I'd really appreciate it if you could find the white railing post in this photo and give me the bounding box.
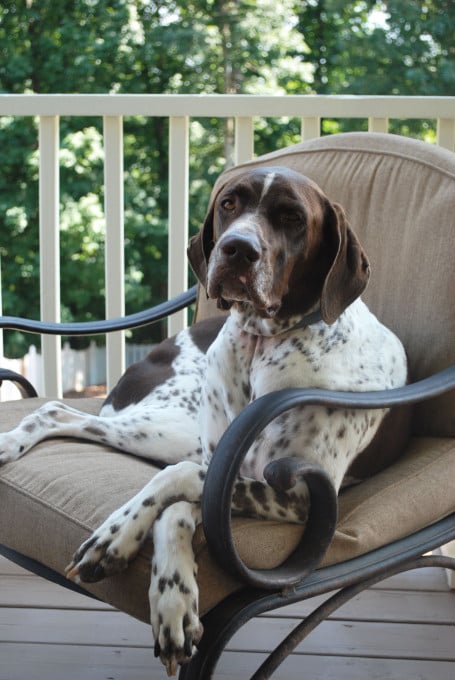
[235,117,255,164]
[368,117,389,133]
[437,118,455,151]
[103,116,125,392]
[301,117,320,140]
[0,255,3,359]
[168,116,189,337]
[0,256,3,401]
[39,115,61,397]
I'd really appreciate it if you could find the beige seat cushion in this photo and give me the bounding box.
[1,398,453,623]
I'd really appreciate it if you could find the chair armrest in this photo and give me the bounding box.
[0,287,197,399]
[0,369,38,398]
[201,363,455,590]
[0,285,197,336]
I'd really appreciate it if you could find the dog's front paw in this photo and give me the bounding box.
[65,503,150,582]
[65,535,130,583]
[65,533,131,583]
[149,563,203,676]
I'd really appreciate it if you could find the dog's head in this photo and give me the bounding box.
[188,166,370,324]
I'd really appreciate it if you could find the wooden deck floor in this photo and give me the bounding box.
[1,555,454,680]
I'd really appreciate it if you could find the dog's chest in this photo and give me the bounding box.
[199,301,407,466]
[203,316,330,422]
[202,301,404,417]
[199,315,330,465]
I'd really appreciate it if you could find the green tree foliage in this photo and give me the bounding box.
[0,0,453,354]
[296,0,454,134]
[297,0,454,95]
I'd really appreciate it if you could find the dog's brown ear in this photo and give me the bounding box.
[321,203,370,324]
[187,204,216,289]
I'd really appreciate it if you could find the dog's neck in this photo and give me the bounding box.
[231,304,323,337]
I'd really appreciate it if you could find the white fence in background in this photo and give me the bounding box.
[0,94,454,398]
[0,342,154,401]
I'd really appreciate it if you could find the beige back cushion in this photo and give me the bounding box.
[195,133,455,437]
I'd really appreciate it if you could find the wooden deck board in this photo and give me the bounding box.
[269,588,455,623]
[230,618,455,660]
[2,606,454,658]
[0,575,112,610]
[1,645,454,680]
[1,556,454,679]
[2,574,454,623]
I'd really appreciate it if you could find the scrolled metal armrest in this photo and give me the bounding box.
[0,369,38,398]
[0,288,198,398]
[201,392,339,590]
[201,363,455,590]
[0,286,198,336]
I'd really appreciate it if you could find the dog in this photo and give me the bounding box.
[0,166,408,676]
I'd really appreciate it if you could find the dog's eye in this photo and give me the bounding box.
[221,198,236,211]
[282,211,302,227]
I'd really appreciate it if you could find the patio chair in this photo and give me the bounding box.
[1,131,454,679]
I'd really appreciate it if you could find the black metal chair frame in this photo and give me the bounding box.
[1,287,454,679]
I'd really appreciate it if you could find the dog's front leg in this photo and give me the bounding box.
[150,501,203,676]
[65,461,206,582]
[0,401,100,464]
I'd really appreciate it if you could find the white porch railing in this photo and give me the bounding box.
[0,341,155,400]
[0,94,454,397]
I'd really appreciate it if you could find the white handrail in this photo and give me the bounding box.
[0,94,454,123]
[0,94,454,397]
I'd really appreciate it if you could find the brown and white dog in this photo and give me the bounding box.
[0,166,407,675]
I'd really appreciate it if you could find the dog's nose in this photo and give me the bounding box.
[220,233,261,265]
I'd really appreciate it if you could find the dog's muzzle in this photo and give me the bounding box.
[207,229,280,315]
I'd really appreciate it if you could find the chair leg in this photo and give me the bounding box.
[250,554,455,680]
[180,552,455,680]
